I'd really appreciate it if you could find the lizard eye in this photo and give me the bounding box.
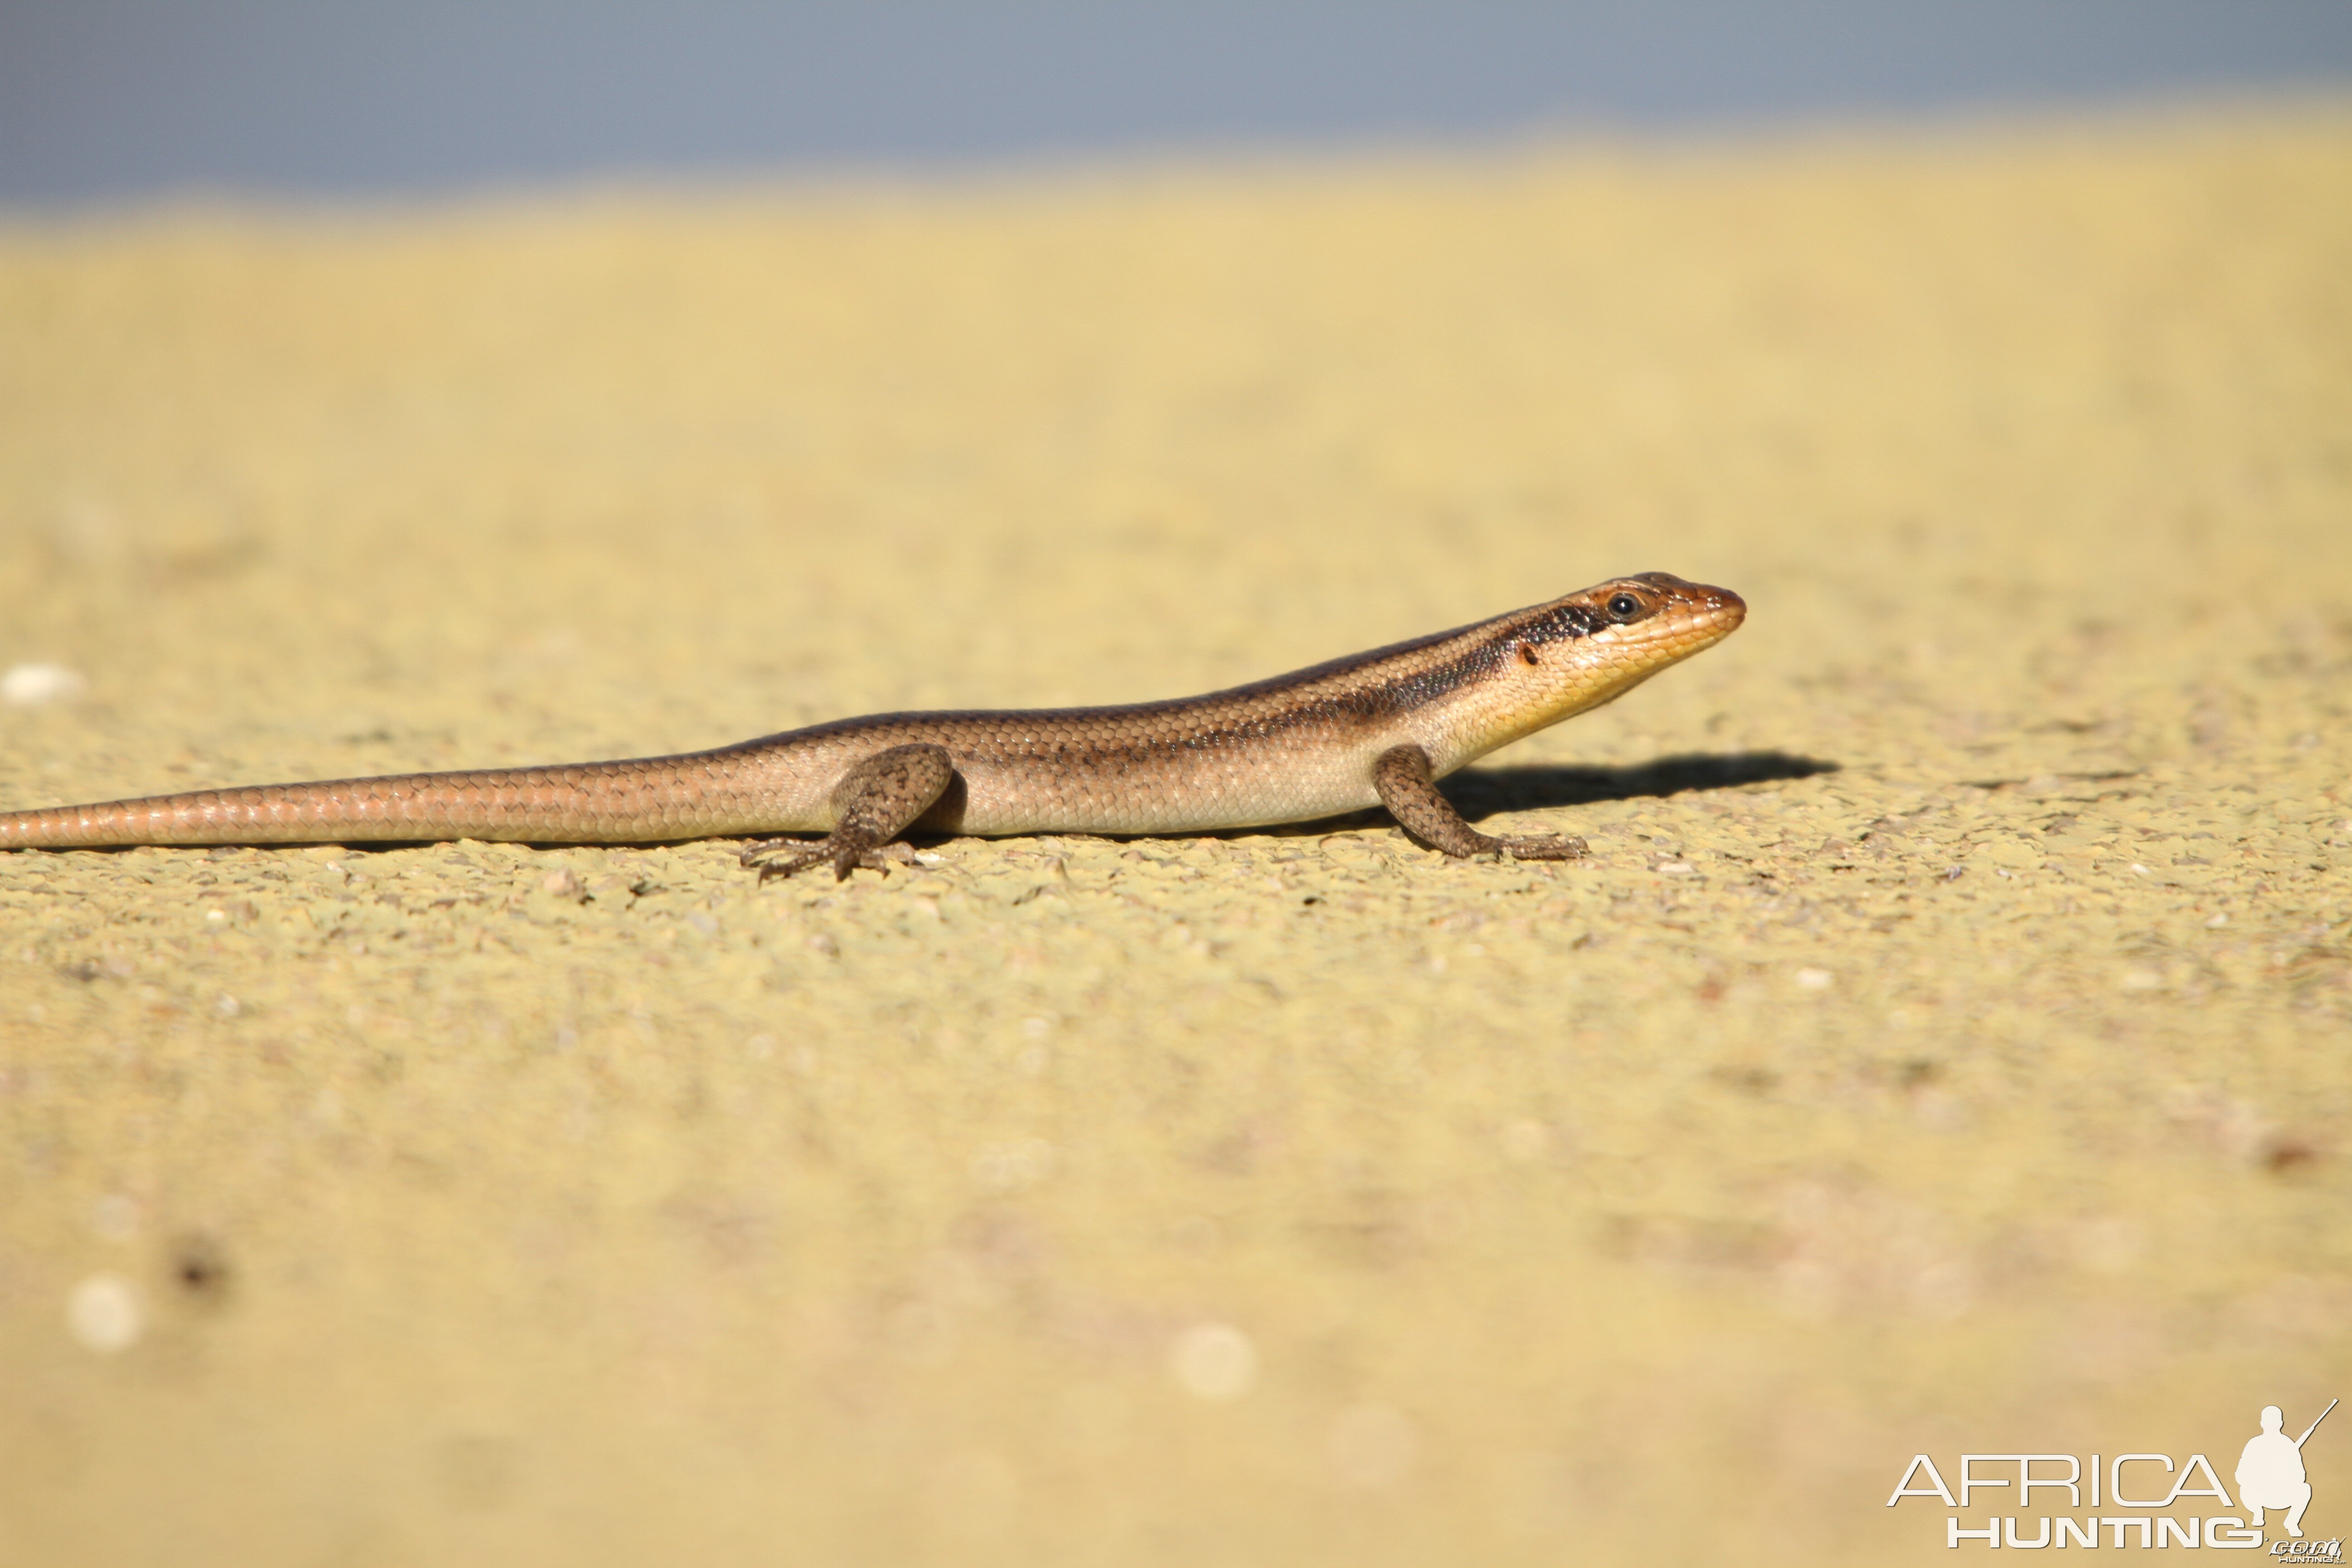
[1606,593,1643,620]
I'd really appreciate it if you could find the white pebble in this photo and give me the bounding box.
[1794,968,1834,991]
[1169,1321,1257,1401]
[2,662,87,706]
[67,1273,144,1353]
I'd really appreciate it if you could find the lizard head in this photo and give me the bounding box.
[1549,573,1745,666]
[1433,572,1747,763]
[1527,571,1745,704]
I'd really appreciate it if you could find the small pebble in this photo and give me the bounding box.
[67,1273,144,1353]
[2,662,87,706]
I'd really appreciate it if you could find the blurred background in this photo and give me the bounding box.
[5,0,2351,205]
[5,9,2350,1568]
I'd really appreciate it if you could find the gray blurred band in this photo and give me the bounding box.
[4,0,2350,205]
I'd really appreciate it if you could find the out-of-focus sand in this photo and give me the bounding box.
[2,109,2347,1566]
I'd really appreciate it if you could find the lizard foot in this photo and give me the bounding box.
[740,837,919,882]
[1494,833,1589,862]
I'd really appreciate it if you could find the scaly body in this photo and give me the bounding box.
[0,573,1744,878]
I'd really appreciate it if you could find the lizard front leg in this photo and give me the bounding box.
[1372,743,1587,862]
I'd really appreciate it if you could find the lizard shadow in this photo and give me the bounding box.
[1441,750,1841,821]
[1253,750,1840,838]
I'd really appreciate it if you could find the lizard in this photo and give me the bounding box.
[0,572,1744,880]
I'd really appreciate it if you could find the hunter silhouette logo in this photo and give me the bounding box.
[2242,1399,2335,1540]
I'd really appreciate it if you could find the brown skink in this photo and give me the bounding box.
[0,573,1744,879]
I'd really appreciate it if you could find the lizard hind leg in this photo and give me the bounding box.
[739,743,957,882]
[1372,743,1587,863]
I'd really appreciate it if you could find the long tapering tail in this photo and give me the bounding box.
[0,753,792,848]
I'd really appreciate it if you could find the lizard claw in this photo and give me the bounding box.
[829,846,905,880]
[738,836,803,868]
[1499,834,1589,862]
[740,836,828,882]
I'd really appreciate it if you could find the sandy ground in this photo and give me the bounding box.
[2,108,2347,1566]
